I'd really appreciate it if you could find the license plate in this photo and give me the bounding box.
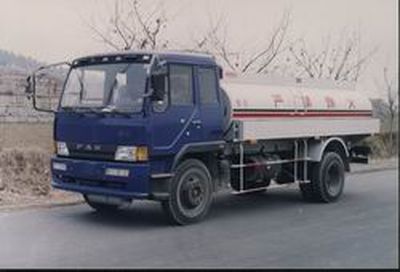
[87,195,126,206]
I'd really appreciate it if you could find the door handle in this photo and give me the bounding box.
[191,120,202,125]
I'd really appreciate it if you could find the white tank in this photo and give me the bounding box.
[221,75,372,119]
[220,75,379,140]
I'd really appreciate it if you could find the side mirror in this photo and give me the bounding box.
[150,73,166,101]
[145,55,167,101]
[25,75,33,100]
[26,62,71,113]
[218,66,224,79]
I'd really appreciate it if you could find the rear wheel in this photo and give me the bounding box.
[83,194,123,213]
[161,159,213,225]
[300,152,345,203]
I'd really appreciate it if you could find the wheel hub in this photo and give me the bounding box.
[326,162,342,196]
[181,177,205,208]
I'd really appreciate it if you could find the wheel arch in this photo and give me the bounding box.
[171,141,226,191]
[308,137,350,172]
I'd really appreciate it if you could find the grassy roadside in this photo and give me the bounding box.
[0,122,81,207]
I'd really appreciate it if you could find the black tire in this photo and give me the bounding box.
[300,152,345,203]
[83,194,122,213]
[161,159,213,225]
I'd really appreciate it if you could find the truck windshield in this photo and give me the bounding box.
[60,62,148,113]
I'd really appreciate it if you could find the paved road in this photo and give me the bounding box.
[0,169,398,268]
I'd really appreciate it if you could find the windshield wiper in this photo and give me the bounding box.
[82,107,101,114]
[101,106,131,117]
[62,106,100,115]
[62,105,130,117]
[110,110,131,117]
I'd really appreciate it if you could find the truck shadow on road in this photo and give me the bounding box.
[74,201,171,228]
[70,187,348,228]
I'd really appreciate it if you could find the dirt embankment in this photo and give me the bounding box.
[0,148,50,203]
[0,123,80,206]
[0,122,53,151]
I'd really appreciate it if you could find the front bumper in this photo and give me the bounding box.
[51,156,150,199]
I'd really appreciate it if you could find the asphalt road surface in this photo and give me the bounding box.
[0,169,398,268]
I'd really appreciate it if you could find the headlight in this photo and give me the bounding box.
[56,142,69,156]
[115,146,136,161]
[115,146,148,162]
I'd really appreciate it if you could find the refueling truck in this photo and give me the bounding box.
[25,50,380,225]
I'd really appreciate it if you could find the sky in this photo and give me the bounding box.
[0,0,398,99]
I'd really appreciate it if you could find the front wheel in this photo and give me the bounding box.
[161,159,213,225]
[300,152,345,203]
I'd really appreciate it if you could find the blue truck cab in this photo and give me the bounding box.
[28,51,229,224]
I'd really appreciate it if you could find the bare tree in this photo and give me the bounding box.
[85,0,168,51]
[192,11,292,75]
[382,67,398,155]
[288,30,377,82]
[85,3,377,86]
[371,66,399,157]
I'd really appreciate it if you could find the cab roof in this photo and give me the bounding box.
[73,50,217,66]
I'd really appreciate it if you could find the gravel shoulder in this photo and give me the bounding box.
[350,157,398,174]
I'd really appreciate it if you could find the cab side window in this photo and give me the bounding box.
[198,67,218,104]
[152,74,169,113]
[170,65,193,105]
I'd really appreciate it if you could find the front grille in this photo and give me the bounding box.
[68,150,114,160]
[67,143,116,161]
[63,176,126,190]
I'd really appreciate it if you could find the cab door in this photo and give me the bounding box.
[195,66,224,141]
[150,64,202,155]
